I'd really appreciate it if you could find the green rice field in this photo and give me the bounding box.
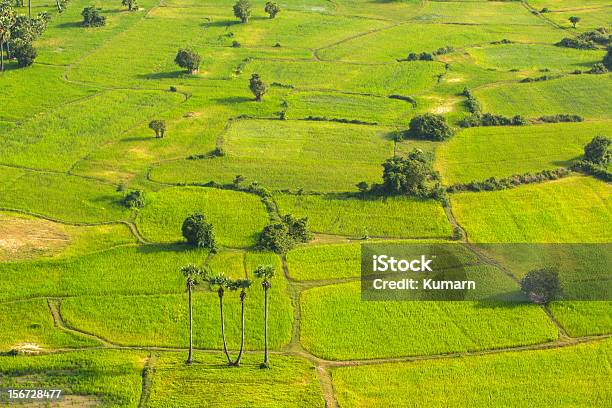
[1,0,610,406]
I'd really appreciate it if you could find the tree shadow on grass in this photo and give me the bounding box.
[136,243,204,255]
[213,96,253,104]
[56,21,83,28]
[552,155,581,167]
[136,71,186,80]
[204,20,240,28]
[121,136,153,142]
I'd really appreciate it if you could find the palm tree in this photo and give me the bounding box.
[207,273,233,366]
[229,278,251,366]
[254,264,274,368]
[181,264,203,365]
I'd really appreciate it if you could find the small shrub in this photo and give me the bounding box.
[13,42,36,67]
[555,37,596,50]
[588,63,607,74]
[82,6,106,27]
[122,190,145,209]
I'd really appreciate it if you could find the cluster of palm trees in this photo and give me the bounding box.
[180,263,275,368]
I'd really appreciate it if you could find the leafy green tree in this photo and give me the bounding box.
[584,135,611,166]
[233,0,252,23]
[148,119,166,138]
[229,279,252,366]
[407,113,454,141]
[181,264,204,364]
[81,6,106,27]
[257,222,293,253]
[281,214,312,243]
[0,1,16,71]
[568,16,580,28]
[382,148,439,197]
[121,0,137,11]
[568,16,582,28]
[206,273,233,365]
[122,190,145,209]
[520,267,562,304]
[13,41,35,67]
[257,214,312,253]
[182,213,218,252]
[264,1,280,18]
[249,73,267,101]
[254,265,275,368]
[175,47,201,74]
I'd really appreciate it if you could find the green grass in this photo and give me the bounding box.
[0,65,97,122]
[0,350,146,407]
[0,90,183,172]
[244,59,445,95]
[284,91,419,125]
[0,172,130,223]
[60,251,293,349]
[136,186,269,248]
[300,280,558,360]
[549,302,612,337]
[476,74,612,119]
[543,8,612,31]
[275,194,452,238]
[0,245,209,302]
[147,353,324,407]
[35,0,159,65]
[452,177,612,243]
[70,83,286,184]
[286,243,361,280]
[0,299,98,352]
[414,1,547,25]
[469,44,605,72]
[151,119,396,192]
[436,122,611,184]
[333,338,612,408]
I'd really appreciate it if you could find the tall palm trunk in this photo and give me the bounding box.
[186,282,193,364]
[262,281,270,367]
[28,0,31,18]
[218,287,233,365]
[233,290,246,366]
[0,37,4,72]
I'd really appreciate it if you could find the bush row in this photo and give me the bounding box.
[458,113,528,128]
[538,114,583,123]
[303,116,377,125]
[447,168,572,193]
[571,160,612,182]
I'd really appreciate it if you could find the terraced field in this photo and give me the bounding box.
[1,0,610,406]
